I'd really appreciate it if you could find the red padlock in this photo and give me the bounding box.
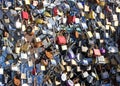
[53,7,58,16]
[22,11,29,20]
[106,5,112,13]
[32,67,36,75]
[67,15,76,24]
[57,36,67,45]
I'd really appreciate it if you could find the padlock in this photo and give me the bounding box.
[22,83,29,86]
[50,59,57,65]
[66,79,74,86]
[95,32,100,39]
[101,69,109,79]
[28,76,32,84]
[82,71,89,78]
[37,2,44,9]
[106,5,112,13]
[34,41,43,48]
[99,0,105,7]
[61,73,67,81]
[28,60,33,67]
[44,11,51,17]
[4,17,10,23]
[87,48,93,57]
[24,0,30,5]
[26,26,34,36]
[82,59,88,66]
[100,12,105,19]
[32,67,36,75]
[71,59,77,66]
[22,11,29,20]
[61,17,67,24]
[87,75,94,83]
[67,15,76,24]
[57,35,67,45]
[75,83,80,86]
[59,63,65,71]
[41,59,48,66]
[89,10,96,19]
[15,46,20,54]
[6,54,14,60]
[0,68,3,74]
[67,49,75,59]
[111,14,118,21]
[87,31,93,38]
[66,65,71,72]
[35,19,44,24]
[81,46,88,53]
[13,76,21,86]
[77,2,83,9]
[84,5,89,12]
[45,50,53,59]
[41,65,46,71]
[15,20,22,29]
[53,7,59,16]
[32,0,38,7]
[77,66,81,72]
[100,47,106,54]
[81,23,88,30]
[74,30,79,38]
[55,77,61,85]
[96,0,100,4]
[116,7,120,13]
[93,49,101,56]
[3,31,9,37]
[20,53,27,59]
[96,56,105,64]
[21,43,29,52]
[21,73,26,79]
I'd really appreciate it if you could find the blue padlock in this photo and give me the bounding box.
[67,49,75,59]
[30,4,36,10]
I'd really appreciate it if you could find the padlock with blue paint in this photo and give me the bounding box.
[67,48,75,59]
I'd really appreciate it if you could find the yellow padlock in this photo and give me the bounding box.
[89,10,95,19]
[99,1,105,7]
[35,19,44,24]
[44,12,51,17]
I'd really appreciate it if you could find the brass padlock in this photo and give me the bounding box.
[3,31,9,37]
[34,41,43,48]
[41,59,48,66]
